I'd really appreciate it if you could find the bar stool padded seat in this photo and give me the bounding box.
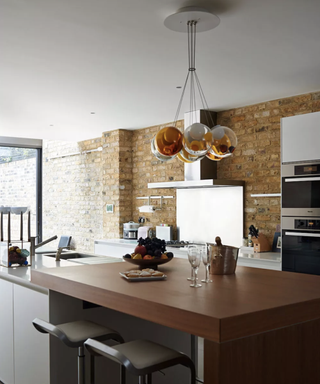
[85,338,196,382]
[33,318,122,348]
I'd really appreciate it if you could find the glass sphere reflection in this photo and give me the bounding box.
[151,136,177,162]
[209,125,237,158]
[183,123,212,156]
[178,147,202,163]
[206,151,222,162]
[154,126,183,157]
[177,152,193,163]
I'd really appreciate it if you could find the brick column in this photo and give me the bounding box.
[101,129,133,238]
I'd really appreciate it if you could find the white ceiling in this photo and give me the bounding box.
[1,0,320,141]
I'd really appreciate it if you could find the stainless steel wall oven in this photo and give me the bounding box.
[282,162,320,217]
[282,217,320,275]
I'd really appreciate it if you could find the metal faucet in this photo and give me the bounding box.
[30,235,58,256]
[55,247,64,262]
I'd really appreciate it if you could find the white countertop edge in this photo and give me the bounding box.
[0,255,82,291]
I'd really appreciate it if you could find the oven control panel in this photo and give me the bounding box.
[295,219,320,230]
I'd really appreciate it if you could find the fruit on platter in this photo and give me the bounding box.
[134,245,147,257]
[123,237,174,260]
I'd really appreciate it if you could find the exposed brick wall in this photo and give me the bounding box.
[101,129,133,239]
[42,139,103,251]
[217,91,320,244]
[41,90,320,251]
[132,121,184,239]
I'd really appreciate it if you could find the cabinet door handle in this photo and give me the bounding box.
[284,177,320,182]
[284,232,320,238]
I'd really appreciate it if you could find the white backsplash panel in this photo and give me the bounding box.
[177,187,243,247]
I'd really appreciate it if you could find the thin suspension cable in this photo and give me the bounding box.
[173,18,215,127]
[173,71,190,125]
[194,72,215,128]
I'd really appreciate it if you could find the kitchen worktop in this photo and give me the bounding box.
[31,258,320,342]
[0,254,121,288]
[31,257,320,384]
[0,255,78,289]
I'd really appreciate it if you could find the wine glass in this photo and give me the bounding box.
[188,247,202,288]
[201,245,213,283]
[187,244,197,281]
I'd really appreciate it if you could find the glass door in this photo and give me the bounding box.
[0,142,42,242]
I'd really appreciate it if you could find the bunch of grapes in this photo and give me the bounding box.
[137,237,166,257]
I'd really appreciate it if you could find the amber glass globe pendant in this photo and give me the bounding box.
[151,7,237,163]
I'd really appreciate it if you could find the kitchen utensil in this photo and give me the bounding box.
[122,256,173,270]
[188,246,202,288]
[249,225,259,238]
[123,221,140,240]
[207,236,239,275]
[10,207,29,215]
[0,206,11,214]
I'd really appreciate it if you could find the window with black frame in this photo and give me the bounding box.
[0,140,42,243]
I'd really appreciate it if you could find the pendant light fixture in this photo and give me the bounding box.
[151,6,237,163]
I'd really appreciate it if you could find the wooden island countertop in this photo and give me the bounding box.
[31,258,320,384]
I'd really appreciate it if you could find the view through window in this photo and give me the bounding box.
[0,146,41,242]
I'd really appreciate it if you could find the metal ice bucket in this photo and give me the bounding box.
[207,237,239,275]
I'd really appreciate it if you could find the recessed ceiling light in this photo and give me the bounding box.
[49,125,54,127]
[176,86,182,89]
[90,112,95,114]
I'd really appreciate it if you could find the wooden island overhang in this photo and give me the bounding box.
[31,259,320,342]
[31,258,320,384]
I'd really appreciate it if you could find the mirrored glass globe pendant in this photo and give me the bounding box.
[151,7,237,163]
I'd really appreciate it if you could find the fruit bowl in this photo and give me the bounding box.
[122,256,173,270]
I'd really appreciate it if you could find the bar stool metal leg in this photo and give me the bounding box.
[146,373,152,384]
[120,365,126,384]
[189,363,196,384]
[78,346,85,384]
[90,354,95,384]
[138,375,146,384]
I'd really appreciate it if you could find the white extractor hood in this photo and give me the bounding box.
[148,110,244,189]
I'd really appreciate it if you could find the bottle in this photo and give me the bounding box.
[148,228,154,239]
[248,234,253,247]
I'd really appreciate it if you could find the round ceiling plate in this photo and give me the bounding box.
[164,6,220,33]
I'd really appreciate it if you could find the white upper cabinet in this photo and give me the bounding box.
[281,111,320,163]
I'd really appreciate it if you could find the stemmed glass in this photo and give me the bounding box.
[201,244,213,283]
[187,244,197,281]
[188,247,202,288]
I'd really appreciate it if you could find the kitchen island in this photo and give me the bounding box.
[31,258,320,384]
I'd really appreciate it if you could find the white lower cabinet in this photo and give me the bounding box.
[13,285,49,384]
[0,279,49,384]
[0,279,14,384]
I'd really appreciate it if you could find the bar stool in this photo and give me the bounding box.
[32,318,124,384]
[85,338,196,384]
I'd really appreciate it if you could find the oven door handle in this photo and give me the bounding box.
[284,177,320,182]
[284,232,320,238]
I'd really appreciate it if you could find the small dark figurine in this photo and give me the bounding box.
[8,246,29,266]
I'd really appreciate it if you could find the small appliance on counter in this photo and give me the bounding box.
[156,225,172,242]
[123,221,139,240]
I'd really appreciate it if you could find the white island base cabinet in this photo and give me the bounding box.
[14,285,49,384]
[0,279,14,384]
[0,279,49,384]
